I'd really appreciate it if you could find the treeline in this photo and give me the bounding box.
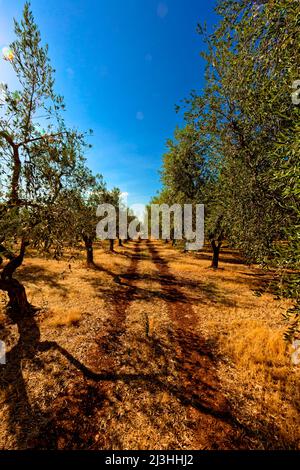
[152,0,300,339]
[0,3,133,316]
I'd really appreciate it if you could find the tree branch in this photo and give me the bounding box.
[18,131,67,147]
[1,239,29,281]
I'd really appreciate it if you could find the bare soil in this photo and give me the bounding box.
[0,240,299,450]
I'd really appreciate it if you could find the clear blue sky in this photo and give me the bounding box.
[0,0,218,207]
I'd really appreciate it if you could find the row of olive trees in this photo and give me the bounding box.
[0,3,129,317]
[49,180,134,266]
[153,0,299,338]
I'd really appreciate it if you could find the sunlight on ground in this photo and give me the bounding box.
[0,240,299,450]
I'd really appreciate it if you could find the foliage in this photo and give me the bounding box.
[0,2,93,311]
[155,0,300,338]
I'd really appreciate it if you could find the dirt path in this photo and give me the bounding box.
[28,240,252,449]
[1,238,297,449]
[89,241,142,372]
[33,241,149,448]
[145,240,247,449]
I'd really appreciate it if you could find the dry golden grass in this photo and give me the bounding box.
[0,240,299,449]
[159,242,300,448]
[223,320,287,367]
[214,320,299,445]
[45,307,82,327]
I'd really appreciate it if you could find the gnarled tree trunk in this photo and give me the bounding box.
[109,239,114,252]
[0,239,31,318]
[0,279,29,317]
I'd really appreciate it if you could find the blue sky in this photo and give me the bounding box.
[0,0,218,207]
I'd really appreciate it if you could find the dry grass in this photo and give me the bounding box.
[160,242,300,449]
[45,307,82,327]
[214,320,300,448]
[0,240,299,449]
[223,320,288,367]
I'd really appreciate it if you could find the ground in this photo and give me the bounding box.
[0,239,299,450]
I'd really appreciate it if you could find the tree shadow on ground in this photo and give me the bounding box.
[84,261,120,283]
[0,241,296,450]
[16,265,69,295]
[82,261,237,308]
[0,310,215,448]
[0,305,296,450]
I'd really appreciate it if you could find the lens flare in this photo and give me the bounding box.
[2,47,14,61]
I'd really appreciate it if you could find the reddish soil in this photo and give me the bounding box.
[22,240,252,449]
[146,240,247,449]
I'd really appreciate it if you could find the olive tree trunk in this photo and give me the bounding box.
[211,239,222,269]
[83,235,94,266]
[0,239,31,318]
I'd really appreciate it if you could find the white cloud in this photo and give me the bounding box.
[136,111,144,121]
[157,3,168,19]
